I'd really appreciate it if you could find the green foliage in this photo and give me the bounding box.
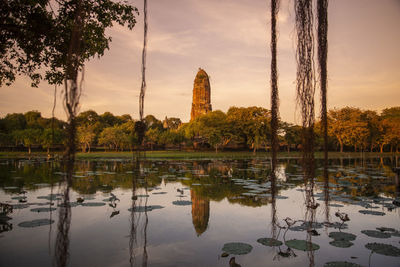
[1,0,138,86]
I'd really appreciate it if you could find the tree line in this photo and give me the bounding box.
[0,106,399,154]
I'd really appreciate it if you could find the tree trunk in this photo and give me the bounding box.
[28,146,31,155]
[340,141,343,153]
[380,144,384,153]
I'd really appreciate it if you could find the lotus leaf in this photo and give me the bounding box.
[172,200,192,206]
[80,202,106,207]
[221,242,253,255]
[152,192,167,194]
[329,232,356,241]
[376,227,395,232]
[18,219,54,228]
[285,239,320,251]
[257,238,282,247]
[128,205,164,212]
[361,230,391,239]
[30,207,56,212]
[12,204,29,209]
[324,261,364,267]
[329,240,354,248]
[365,242,400,257]
[358,210,385,216]
[11,196,27,200]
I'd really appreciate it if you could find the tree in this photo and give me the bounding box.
[77,125,96,152]
[1,0,139,86]
[21,128,42,154]
[162,117,182,130]
[98,125,129,151]
[282,123,302,152]
[227,107,271,153]
[41,128,65,155]
[144,115,163,130]
[328,107,368,152]
[145,128,162,150]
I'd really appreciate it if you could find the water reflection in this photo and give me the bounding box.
[0,157,399,266]
[191,189,210,236]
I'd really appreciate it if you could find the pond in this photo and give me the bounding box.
[0,156,399,266]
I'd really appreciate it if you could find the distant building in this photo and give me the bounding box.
[190,68,212,121]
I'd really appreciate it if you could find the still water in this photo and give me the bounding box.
[0,157,399,267]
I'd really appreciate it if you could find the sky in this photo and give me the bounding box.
[1,0,400,124]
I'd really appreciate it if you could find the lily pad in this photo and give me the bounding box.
[18,219,54,228]
[152,192,167,195]
[80,202,106,207]
[358,210,385,216]
[257,238,282,247]
[329,204,344,207]
[11,196,27,200]
[329,232,356,241]
[376,227,396,232]
[221,242,253,255]
[12,204,29,209]
[128,205,164,212]
[365,242,400,257]
[37,195,61,201]
[285,239,320,251]
[324,261,364,267]
[30,207,56,212]
[361,230,391,239]
[172,200,192,206]
[329,240,354,248]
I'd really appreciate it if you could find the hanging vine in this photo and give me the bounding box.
[270,0,280,238]
[294,0,316,180]
[317,0,330,221]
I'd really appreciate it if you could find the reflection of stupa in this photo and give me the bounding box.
[191,189,210,236]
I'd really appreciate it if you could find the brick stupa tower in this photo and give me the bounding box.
[190,68,212,121]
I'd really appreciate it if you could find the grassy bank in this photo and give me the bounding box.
[0,150,398,160]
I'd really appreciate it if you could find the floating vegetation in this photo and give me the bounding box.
[257,238,282,247]
[18,219,54,228]
[376,227,395,232]
[30,207,56,212]
[80,202,106,207]
[285,239,320,251]
[128,205,164,212]
[324,261,364,267]
[358,210,385,216]
[12,204,29,209]
[328,232,356,241]
[361,230,391,239]
[58,202,79,208]
[365,243,400,257]
[172,200,192,206]
[11,196,27,200]
[329,240,354,248]
[152,192,167,194]
[221,242,253,255]
[135,195,149,198]
[328,203,344,207]
[37,195,61,201]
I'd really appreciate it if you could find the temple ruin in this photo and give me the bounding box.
[190,68,212,121]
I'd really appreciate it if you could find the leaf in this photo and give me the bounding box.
[328,232,356,241]
[18,219,54,228]
[329,240,354,248]
[172,200,192,206]
[30,207,56,212]
[361,230,391,239]
[365,243,400,257]
[358,210,385,216]
[257,238,282,247]
[221,242,253,255]
[285,239,320,251]
[324,261,364,267]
